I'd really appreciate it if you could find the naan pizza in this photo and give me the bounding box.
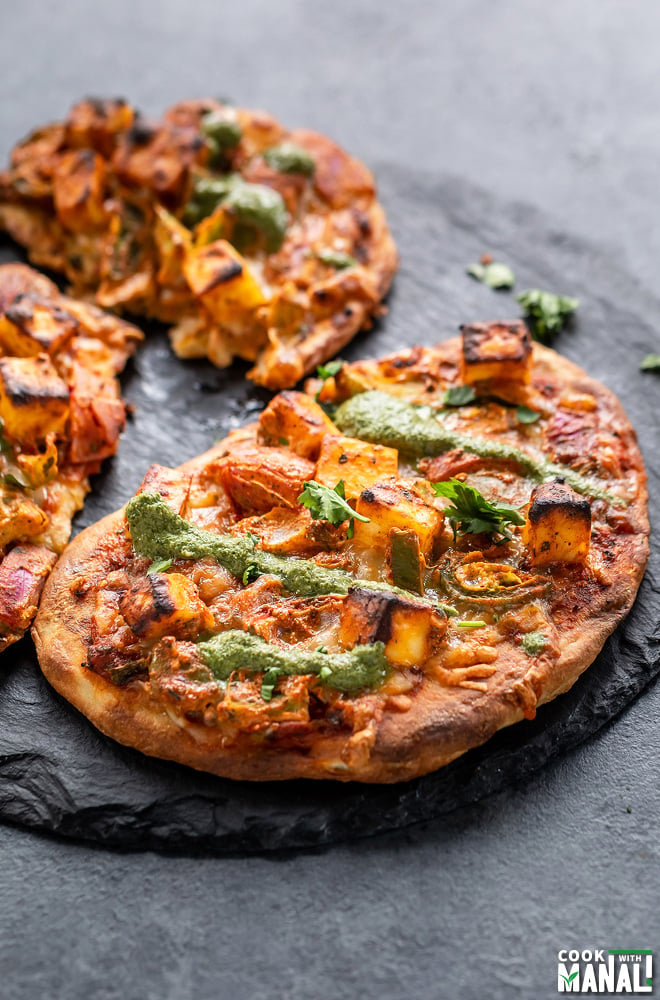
[32,323,648,781]
[0,97,397,389]
[0,263,141,651]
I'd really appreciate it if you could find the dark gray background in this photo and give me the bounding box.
[1,1,659,997]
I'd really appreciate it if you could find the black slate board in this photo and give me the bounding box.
[0,167,658,854]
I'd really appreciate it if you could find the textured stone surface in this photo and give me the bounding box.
[1,0,660,997]
[1,168,659,855]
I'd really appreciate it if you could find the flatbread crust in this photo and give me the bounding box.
[33,340,649,782]
[0,97,397,389]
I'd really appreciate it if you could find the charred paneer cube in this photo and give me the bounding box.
[460,320,532,385]
[67,362,126,464]
[523,478,591,565]
[65,97,134,158]
[0,295,78,357]
[340,588,447,667]
[53,149,107,232]
[119,572,214,641]
[0,354,69,444]
[258,390,337,460]
[315,435,399,500]
[112,120,204,200]
[353,483,444,558]
[183,239,266,333]
[153,205,192,287]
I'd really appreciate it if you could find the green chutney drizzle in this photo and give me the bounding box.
[125,493,454,613]
[263,142,315,176]
[334,390,625,506]
[521,631,547,656]
[197,630,388,692]
[184,175,288,251]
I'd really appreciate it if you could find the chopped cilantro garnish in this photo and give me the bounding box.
[431,478,526,542]
[467,260,515,289]
[298,479,370,539]
[516,289,579,341]
[260,667,283,701]
[317,359,344,381]
[640,354,660,372]
[147,557,172,575]
[443,385,476,407]
[515,404,541,424]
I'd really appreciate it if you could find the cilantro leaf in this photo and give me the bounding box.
[641,353,660,372]
[260,667,282,701]
[316,359,343,380]
[515,404,541,424]
[467,261,515,289]
[443,385,476,407]
[516,289,579,341]
[298,479,370,538]
[147,557,172,575]
[431,478,526,542]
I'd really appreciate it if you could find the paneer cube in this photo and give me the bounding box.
[67,362,126,463]
[258,390,338,460]
[340,588,447,667]
[53,149,107,232]
[0,295,78,357]
[460,320,532,385]
[65,97,134,157]
[352,483,444,558]
[232,507,334,554]
[113,123,203,199]
[0,495,49,549]
[315,435,399,500]
[119,572,214,641]
[523,478,591,565]
[183,239,266,332]
[153,205,192,287]
[220,445,314,515]
[0,355,69,445]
